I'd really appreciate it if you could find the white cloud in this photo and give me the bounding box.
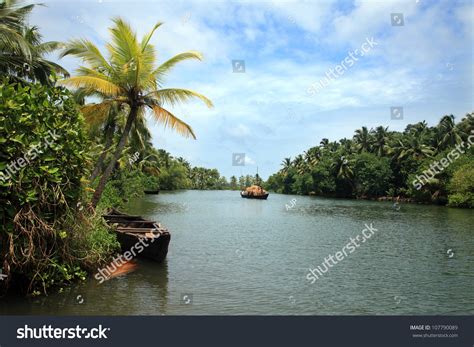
[30,0,473,179]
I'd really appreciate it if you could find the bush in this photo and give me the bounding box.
[96,169,147,210]
[353,153,393,197]
[0,79,118,295]
[447,163,474,208]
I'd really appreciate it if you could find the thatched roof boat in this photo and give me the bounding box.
[103,209,170,262]
[241,185,269,200]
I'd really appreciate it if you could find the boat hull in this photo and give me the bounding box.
[115,231,170,263]
[240,192,269,200]
[103,209,170,262]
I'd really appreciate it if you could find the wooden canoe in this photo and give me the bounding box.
[103,209,170,262]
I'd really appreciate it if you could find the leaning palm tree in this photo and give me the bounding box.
[60,18,213,207]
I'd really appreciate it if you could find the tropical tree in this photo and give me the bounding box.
[332,155,353,180]
[320,138,329,149]
[280,157,292,175]
[304,148,320,167]
[0,0,33,65]
[353,126,372,153]
[60,18,213,207]
[0,1,68,84]
[436,115,463,150]
[372,126,389,157]
[292,154,305,175]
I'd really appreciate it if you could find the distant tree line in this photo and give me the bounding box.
[265,114,474,208]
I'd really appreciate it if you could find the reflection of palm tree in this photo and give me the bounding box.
[60,18,213,207]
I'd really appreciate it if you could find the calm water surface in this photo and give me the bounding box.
[2,190,473,315]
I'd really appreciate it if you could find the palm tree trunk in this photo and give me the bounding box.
[89,122,115,182]
[91,106,138,208]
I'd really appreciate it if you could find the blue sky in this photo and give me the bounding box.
[31,0,473,179]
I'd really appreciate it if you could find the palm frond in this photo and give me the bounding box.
[141,21,163,52]
[149,104,196,139]
[148,88,213,108]
[153,51,203,81]
[59,75,123,96]
[80,102,113,126]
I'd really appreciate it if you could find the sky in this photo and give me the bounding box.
[30,0,473,179]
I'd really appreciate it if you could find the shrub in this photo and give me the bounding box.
[447,163,474,208]
[0,79,118,295]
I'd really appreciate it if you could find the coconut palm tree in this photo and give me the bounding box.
[372,126,389,157]
[0,0,33,64]
[280,157,292,175]
[457,113,474,140]
[332,155,353,180]
[353,126,372,153]
[436,115,463,150]
[304,148,320,167]
[320,138,329,149]
[60,18,213,207]
[0,1,68,84]
[292,154,305,175]
[390,136,434,161]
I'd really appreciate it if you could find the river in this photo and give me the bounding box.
[1,190,473,315]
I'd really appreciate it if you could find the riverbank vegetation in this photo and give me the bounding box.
[0,0,215,295]
[266,115,473,207]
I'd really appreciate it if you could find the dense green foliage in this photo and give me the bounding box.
[266,115,474,207]
[0,79,119,295]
